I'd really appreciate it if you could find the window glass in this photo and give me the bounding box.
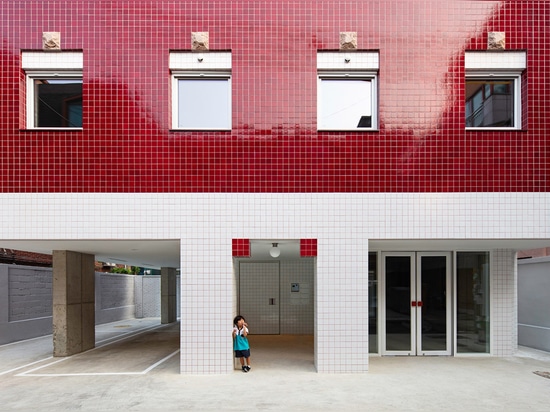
[465,79,515,128]
[319,78,373,130]
[368,252,378,353]
[33,78,82,128]
[457,252,490,353]
[176,78,231,130]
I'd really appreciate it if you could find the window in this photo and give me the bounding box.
[465,51,526,130]
[368,252,378,353]
[465,75,519,128]
[456,252,490,353]
[170,52,232,130]
[22,52,83,129]
[28,76,82,128]
[317,51,379,131]
[174,76,231,129]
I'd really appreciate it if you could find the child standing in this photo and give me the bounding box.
[232,315,251,373]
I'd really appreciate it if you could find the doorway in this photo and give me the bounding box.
[239,261,280,334]
[381,252,451,356]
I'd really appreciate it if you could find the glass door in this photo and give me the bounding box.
[416,252,451,355]
[381,252,451,356]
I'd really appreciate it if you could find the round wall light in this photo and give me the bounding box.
[269,243,281,258]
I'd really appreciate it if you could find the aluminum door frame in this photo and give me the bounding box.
[381,252,452,356]
[416,252,452,356]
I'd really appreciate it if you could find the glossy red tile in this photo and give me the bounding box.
[0,1,548,193]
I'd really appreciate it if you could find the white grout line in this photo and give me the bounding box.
[95,323,167,346]
[19,372,145,377]
[15,324,179,377]
[142,349,180,373]
[0,356,54,376]
[518,323,550,331]
[0,323,163,376]
[16,357,70,376]
[0,334,53,348]
[19,350,181,377]
[0,320,160,349]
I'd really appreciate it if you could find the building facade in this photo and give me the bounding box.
[1,0,549,373]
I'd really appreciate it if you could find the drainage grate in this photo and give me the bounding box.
[533,371,550,379]
[113,325,131,328]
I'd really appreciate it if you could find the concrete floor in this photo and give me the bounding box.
[1,318,550,411]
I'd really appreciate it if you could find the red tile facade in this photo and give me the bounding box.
[0,1,548,193]
[232,239,250,257]
[300,239,318,257]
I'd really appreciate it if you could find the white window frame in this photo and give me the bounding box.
[169,52,232,131]
[465,71,522,130]
[25,71,83,130]
[317,73,378,131]
[170,72,232,130]
[22,52,83,130]
[465,51,526,131]
[317,51,379,131]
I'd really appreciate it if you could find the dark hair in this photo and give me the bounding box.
[233,315,246,326]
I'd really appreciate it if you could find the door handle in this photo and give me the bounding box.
[269,298,276,305]
[411,301,423,307]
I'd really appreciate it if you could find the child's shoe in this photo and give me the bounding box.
[242,366,249,373]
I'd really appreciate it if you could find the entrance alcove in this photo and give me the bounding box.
[233,239,315,371]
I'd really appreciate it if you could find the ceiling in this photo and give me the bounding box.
[369,239,550,251]
[250,239,301,260]
[0,238,548,270]
[0,239,180,269]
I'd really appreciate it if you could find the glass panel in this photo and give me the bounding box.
[178,79,231,129]
[368,252,377,353]
[67,101,83,127]
[420,256,447,351]
[385,256,411,351]
[457,252,490,353]
[319,79,372,129]
[35,79,82,127]
[465,79,514,127]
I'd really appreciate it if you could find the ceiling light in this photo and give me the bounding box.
[269,243,281,258]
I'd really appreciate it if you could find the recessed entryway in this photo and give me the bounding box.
[234,239,315,370]
[381,252,452,356]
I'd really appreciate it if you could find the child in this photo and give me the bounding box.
[232,315,251,372]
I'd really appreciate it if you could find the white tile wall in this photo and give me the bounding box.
[169,51,232,70]
[0,192,548,373]
[317,51,379,70]
[465,51,526,70]
[491,249,518,356]
[21,51,83,69]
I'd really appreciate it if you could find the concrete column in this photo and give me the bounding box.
[52,250,95,356]
[161,267,177,324]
